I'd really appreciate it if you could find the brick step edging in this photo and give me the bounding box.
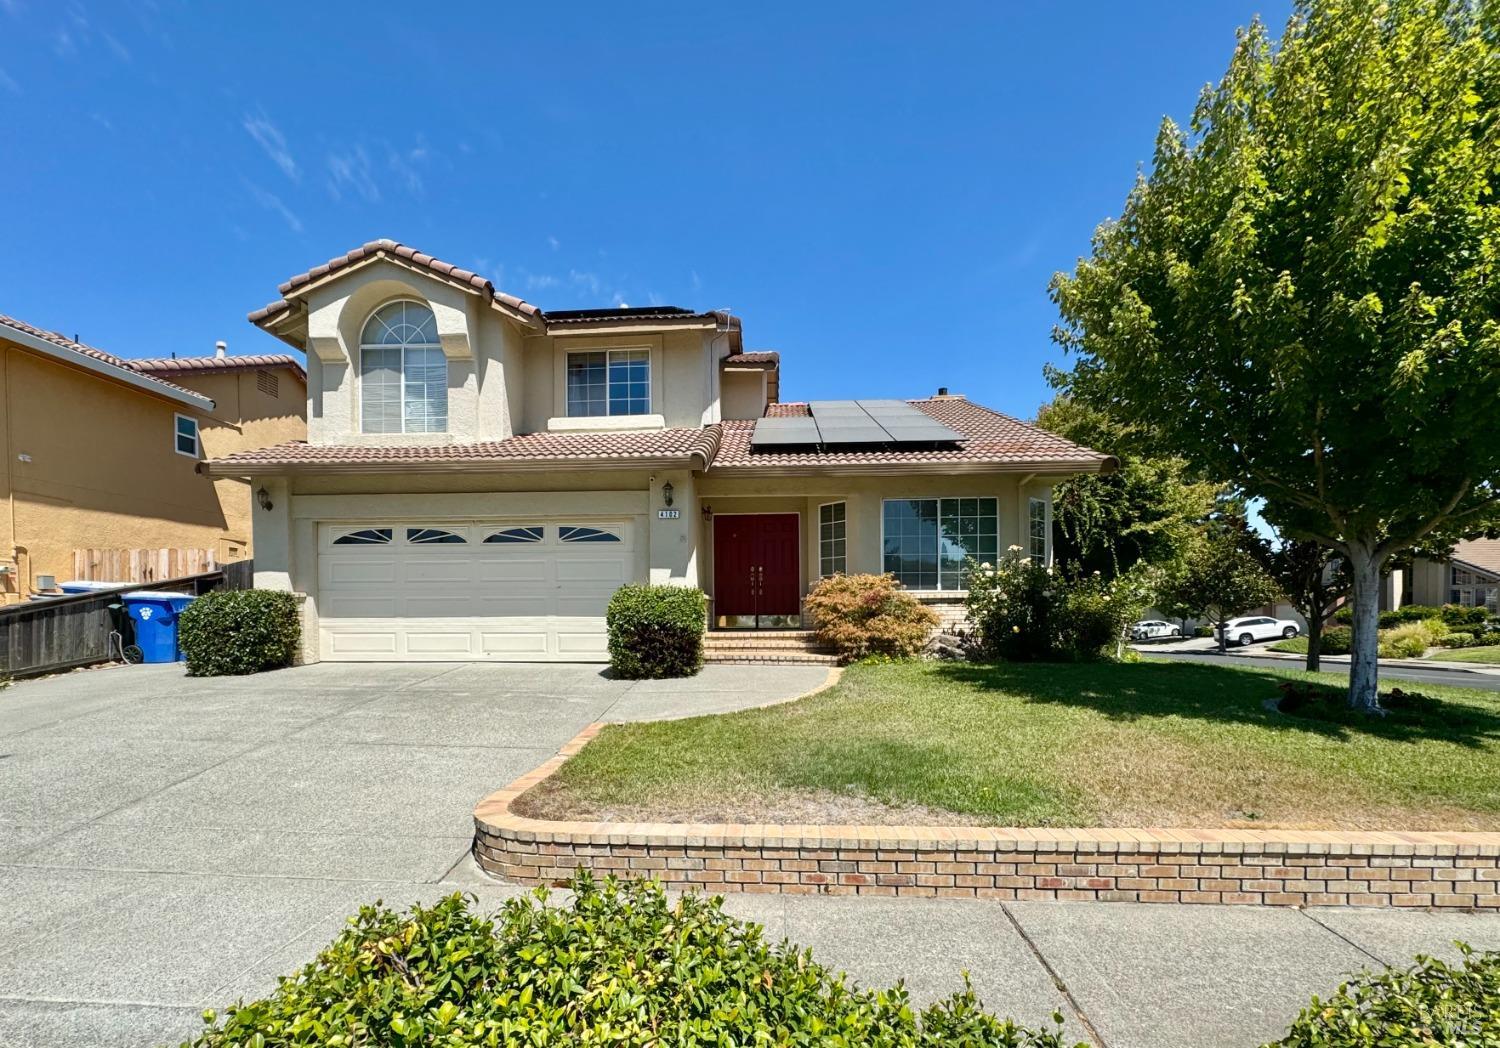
[473,729,1500,910]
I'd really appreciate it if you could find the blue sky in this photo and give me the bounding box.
[0,1,1292,419]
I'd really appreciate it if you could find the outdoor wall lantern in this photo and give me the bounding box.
[662,481,674,508]
[256,486,274,511]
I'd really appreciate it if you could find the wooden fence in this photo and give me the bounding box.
[0,561,255,678]
[72,548,223,583]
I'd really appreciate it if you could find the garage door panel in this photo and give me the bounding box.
[404,631,478,656]
[318,519,634,663]
[479,631,551,656]
[324,559,399,585]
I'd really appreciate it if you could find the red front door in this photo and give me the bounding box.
[713,513,801,621]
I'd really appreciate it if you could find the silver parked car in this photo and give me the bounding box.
[1214,615,1300,647]
[1130,619,1182,641]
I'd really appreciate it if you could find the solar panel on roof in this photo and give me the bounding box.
[750,416,821,448]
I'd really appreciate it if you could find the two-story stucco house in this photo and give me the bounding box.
[205,240,1111,663]
[0,313,306,602]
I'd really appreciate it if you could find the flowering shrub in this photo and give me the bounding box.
[965,549,1151,662]
[804,573,938,662]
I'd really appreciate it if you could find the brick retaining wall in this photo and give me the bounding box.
[473,724,1500,909]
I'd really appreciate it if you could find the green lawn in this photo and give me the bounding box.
[1428,644,1500,665]
[1269,636,1307,654]
[517,659,1500,831]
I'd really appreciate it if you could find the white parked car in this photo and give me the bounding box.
[1214,615,1300,646]
[1130,619,1182,641]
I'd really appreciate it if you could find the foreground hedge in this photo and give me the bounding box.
[1265,944,1499,1047]
[188,875,1083,1048]
[606,584,705,679]
[179,589,300,676]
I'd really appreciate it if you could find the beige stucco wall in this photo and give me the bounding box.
[720,369,767,420]
[300,260,725,447]
[0,341,305,600]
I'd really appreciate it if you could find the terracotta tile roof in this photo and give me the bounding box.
[713,397,1110,471]
[204,427,721,474]
[0,312,207,402]
[129,354,307,382]
[766,401,810,417]
[1454,537,1500,575]
[248,239,542,325]
[723,351,780,368]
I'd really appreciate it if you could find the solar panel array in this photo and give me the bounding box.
[750,400,963,451]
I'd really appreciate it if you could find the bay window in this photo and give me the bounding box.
[881,497,998,590]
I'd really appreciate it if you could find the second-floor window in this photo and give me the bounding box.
[360,300,447,433]
[566,349,650,417]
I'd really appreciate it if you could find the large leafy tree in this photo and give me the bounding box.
[1037,397,1223,580]
[1051,0,1500,709]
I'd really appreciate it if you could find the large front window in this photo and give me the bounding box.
[360,301,447,433]
[566,349,650,417]
[882,497,998,590]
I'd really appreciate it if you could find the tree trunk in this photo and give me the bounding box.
[1305,622,1322,674]
[1216,615,1227,653]
[1347,544,1384,712]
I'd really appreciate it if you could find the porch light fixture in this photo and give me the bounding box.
[661,481,674,508]
[256,486,273,511]
[701,503,713,521]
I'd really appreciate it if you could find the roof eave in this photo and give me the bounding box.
[199,452,709,479]
[2,324,215,411]
[707,456,1114,478]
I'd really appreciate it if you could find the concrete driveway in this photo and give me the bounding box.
[2,661,1498,1048]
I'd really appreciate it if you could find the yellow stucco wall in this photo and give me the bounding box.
[0,340,305,600]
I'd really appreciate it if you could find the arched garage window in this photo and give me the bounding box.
[360,301,447,433]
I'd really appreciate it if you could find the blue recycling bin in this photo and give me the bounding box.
[121,591,196,663]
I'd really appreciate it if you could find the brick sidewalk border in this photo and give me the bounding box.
[473,723,1500,909]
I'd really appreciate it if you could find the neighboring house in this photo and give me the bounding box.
[1385,538,1500,614]
[204,239,1110,663]
[0,314,306,601]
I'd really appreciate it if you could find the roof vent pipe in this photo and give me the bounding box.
[214,340,228,359]
[937,386,949,396]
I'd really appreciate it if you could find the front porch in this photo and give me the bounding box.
[694,472,1052,633]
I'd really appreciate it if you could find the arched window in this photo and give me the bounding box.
[360,301,447,433]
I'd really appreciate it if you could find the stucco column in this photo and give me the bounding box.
[647,470,699,587]
[251,476,293,592]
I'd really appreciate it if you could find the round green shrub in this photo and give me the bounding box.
[805,573,938,662]
[1441,632,1476,649]
[606,584,705,679]
[1317,626,1353,655]
[1265,944,1498,1047]
[189,876,1082,1048]
[178,589,300,677]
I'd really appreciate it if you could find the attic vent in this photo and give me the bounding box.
[256,369,279,398]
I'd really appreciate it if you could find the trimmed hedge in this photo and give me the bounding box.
[805,573,938,662]
[1334,603,1492,630]
[178,589,300,677]
[189,876,1082,1048]
[1317,625,1353,655]
[1265,944,1498,1047]
[606,584,705,679]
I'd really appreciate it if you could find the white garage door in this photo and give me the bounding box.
[317,520,635,662]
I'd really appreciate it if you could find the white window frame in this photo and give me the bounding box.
[879,496,999,592]
[564,348,651,418]
[818,501,847,578]
[1028,497,1050,565]
[173,413,200,458]
[358,299,448,434]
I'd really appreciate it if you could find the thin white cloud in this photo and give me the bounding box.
[524,272,561,291]
[243,109,299,182]
[568,269,603,296]
[547,235,560,251]
[102,31,130,62]
[326,145,379,203]
[387,144,424,197]
[613,295,630,307]
[690,269,702,291]
[0,65,18,94]
[243,179,303,234]
[0,0,23,17]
